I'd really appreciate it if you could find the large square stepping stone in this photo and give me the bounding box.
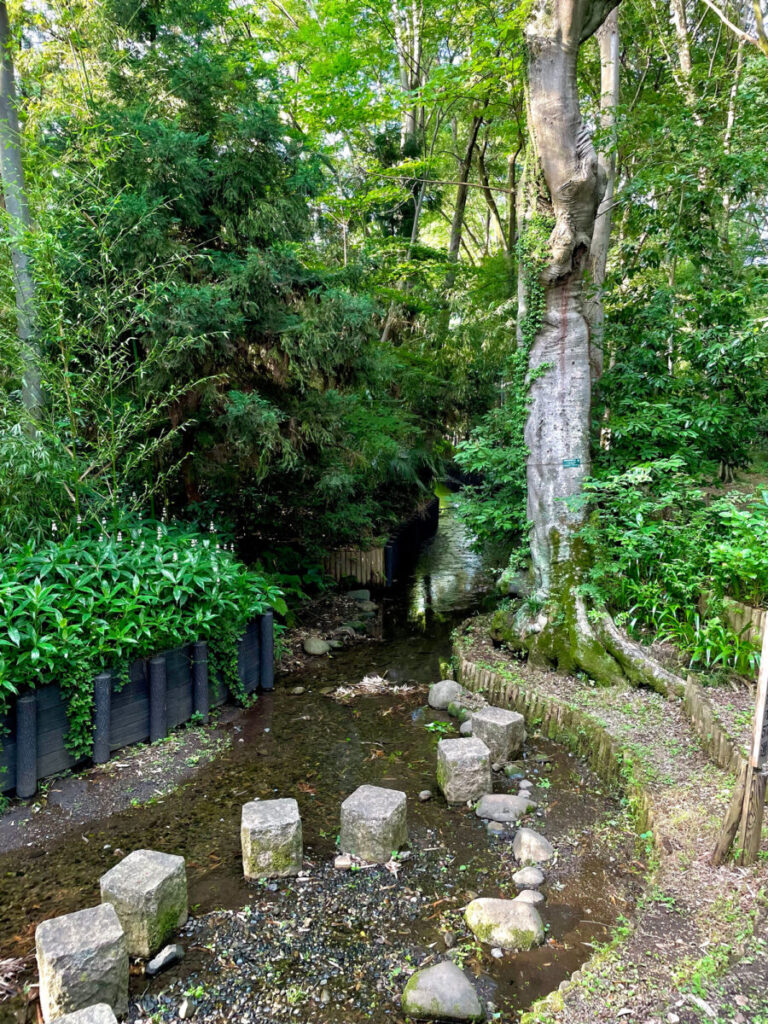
[51,1006,118,1024]
[35,904,128,1023]
[241,797,303,879]
[437,737,491,804]
[339,785,407,863]
[470,706,526,762]
[100,848,188,957]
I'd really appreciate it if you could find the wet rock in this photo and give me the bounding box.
[418,790,432,802]
[241,798,303,879]
[512,866,545,888]
[459,720,473,736]
[100,849,188,958]
[503,763,525,779]
[356,600,378,612]
[465,898,544,951]
[51,1006,118,1024]
[290,686,306,695]
[328,640,345,650]
[145,943,185,977]
[401,960,483,1021]
[339,784,407,863]
[442,930,456,949]
[518,778,533,790]
[428,680,465,710]
[486,821,506,837]
[303,637,330,656]
[178,997,195,1020]
[436,738,491,804]
[515,889,545,906]
[346,589,370,602]
[470,706,526,763]
[36,903,128,1022]
[512,827,555,865]
[333,854,353,870]
[475,793,535,823]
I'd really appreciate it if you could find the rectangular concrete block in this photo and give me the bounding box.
[100,848,188,958]
[470,706,526,763]
[51,1005,118,1024]
[339,784,407,863]
[35,904,128,1023]
[437,737,491,803]
[241,798,303,879]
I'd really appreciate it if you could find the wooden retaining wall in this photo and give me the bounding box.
[700,592,767,646]
[0,612,274,798]
[323,547,386,586]
[323,496,440,588]
[456,654,749,811]
[455,655,655,835]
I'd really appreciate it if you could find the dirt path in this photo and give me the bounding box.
[455,617,768,1024]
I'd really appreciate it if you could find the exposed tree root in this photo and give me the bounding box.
[491,593,686,697]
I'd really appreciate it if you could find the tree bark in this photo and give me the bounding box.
[585,6,619,382]
[0,0,39,417]
[447,111,485,264]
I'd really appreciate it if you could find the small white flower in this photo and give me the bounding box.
[51,521,57,533]
[173,552,178,562]
[117,532,122,542]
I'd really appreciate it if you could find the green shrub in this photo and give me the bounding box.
[0,519,285,758]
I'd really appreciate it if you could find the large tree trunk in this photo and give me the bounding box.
[0,0,39,418]
[494,0,683,692]
[585,6,619,381]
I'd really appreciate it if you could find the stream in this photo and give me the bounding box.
[0,493,641,1023]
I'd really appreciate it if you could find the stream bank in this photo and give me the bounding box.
[454,616,768,1023]
[0,496,642,1023]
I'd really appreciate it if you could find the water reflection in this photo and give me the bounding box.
[406,492,497,627]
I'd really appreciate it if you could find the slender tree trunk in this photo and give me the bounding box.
[585,6,620,381]
[0,1,39,417]
[447,112,485,265]
[477,137,508,253]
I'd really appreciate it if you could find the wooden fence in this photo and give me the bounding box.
[700,592,766,645]
[0,612,274,799]
[323,496,440,588]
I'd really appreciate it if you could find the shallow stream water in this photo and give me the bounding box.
[0,494,640,1023]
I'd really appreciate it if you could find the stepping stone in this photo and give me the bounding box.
[241,798,303,879]
[459,720,473,736]
[51,1006,118,1024]
[428,680,466,709]
[401,959,483,1020]
[346,589,370,602]
[518,778,533,790]
[35,904,128,1023]
[513,866,545,888]
[465,897,544,951]
[513,827,555,865]
[100,849,188,958]
[515,889,545,905]
[339,785,407,863]
[475,793,536,823]
[486,820,506,837]
[437,738,491,804]
[470,706,526,763]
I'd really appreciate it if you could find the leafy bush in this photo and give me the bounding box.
[0,520,284,758]
[580,458,766,675]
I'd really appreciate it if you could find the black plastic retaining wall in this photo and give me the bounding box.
[384,496,440,586]
[0,611,275,799]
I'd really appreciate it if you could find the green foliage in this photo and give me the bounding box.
[580,458,765,675]
[0,520,284,757]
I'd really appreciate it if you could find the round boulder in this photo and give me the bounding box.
[401,960,483,1021]
[512,865,545,889]
[465,897,544,951]
[512,827,554,865]
[428,680,466,710]
[303,637,330,656]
